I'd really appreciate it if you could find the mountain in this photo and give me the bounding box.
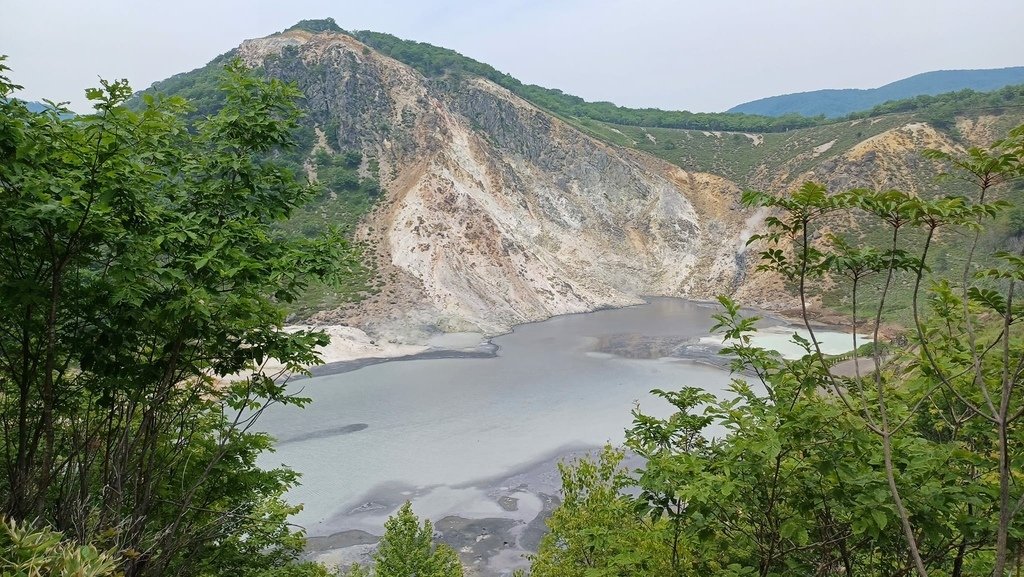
[6,99,75,117]
[231,26,761,339]
[141,20,1024,344]
[727,67,1024,117]
[23,100,49,113]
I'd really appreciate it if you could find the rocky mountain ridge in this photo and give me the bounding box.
[234,28,765,341]
[164,25,1024,347]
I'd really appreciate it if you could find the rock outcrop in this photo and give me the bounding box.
[240,29,759,339]
[225,27,1017,343]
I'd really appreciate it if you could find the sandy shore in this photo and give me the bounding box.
[290,324,430,364]
[232,325,497,381]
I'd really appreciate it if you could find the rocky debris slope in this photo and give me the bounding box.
[231,28,1014,345]
[240,29,761,340]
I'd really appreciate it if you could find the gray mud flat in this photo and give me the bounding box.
[301,344,499,379]
[304,448,578,576]
[306,529,379,551]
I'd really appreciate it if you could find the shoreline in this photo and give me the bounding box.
[283,298,869,576]
[289,295,861,373]
[289,296,859,381]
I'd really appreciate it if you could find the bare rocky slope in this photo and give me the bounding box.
[220,27,1022,345]
[237,29,760,341]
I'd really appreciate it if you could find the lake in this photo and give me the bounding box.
[256,298,860,561]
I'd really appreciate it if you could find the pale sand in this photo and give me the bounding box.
[217,325,493,384]
[289,324,430,365]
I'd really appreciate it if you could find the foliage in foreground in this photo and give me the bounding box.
[340,502,463,577]
[531,126,1024,576]
[376,502,462,577]
[137,45,385,320]
[1,518,118,577]
[0,56,355,577]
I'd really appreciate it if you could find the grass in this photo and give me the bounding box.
[816,208,1020,327]
[272,148,386,320]
[585,116,911,187]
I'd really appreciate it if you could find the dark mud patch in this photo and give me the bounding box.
[276,423,369,445]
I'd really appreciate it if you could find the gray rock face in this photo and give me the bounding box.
[233,27,981,344]
[238,30,763,338]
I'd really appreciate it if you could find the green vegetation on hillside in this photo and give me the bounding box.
[534,126,1024,577]
[133,22,1024,256]
[852,83,1024,128]
[729,66,1024,118]
[343,25,1024,136]
[278,149,384,318]
[138,50,237,118]
[286,18,345,34]
[581,115,909,184]
[135,47,385,319]
[142,21,1024,154]
[0,57,353,577]
[349,30,824,133]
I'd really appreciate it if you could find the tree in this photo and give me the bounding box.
[0,56,354,576]
[529,447,672,577]
[739,124,1024,576]
[373,502,463,577]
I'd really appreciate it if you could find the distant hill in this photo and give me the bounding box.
[23,100,49,113]
[14,99,76,117]
[1,99,52,113]
[728,67,1024,117]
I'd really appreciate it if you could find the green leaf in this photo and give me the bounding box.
[871,508,888,531]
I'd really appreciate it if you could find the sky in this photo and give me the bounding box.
[3,0,1024,114]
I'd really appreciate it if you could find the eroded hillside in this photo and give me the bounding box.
[148,23,1024,344]
[231,28,772,341]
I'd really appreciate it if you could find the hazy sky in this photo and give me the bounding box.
[4,0,1024,113]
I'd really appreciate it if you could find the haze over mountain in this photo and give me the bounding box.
[7,0,1024,115]
[21,100,49,113]
[728,67,1024,118]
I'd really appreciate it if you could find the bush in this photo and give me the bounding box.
[0,518,118,577]
[373,502,463,577]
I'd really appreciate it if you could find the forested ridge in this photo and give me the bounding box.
[341,25,1024,133]
[728,67,1024,118]
[153,19,1024,138]
[333,23,1024,135]
[347,29,823,133]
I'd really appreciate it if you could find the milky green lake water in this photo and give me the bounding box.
[257,298,860,536]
